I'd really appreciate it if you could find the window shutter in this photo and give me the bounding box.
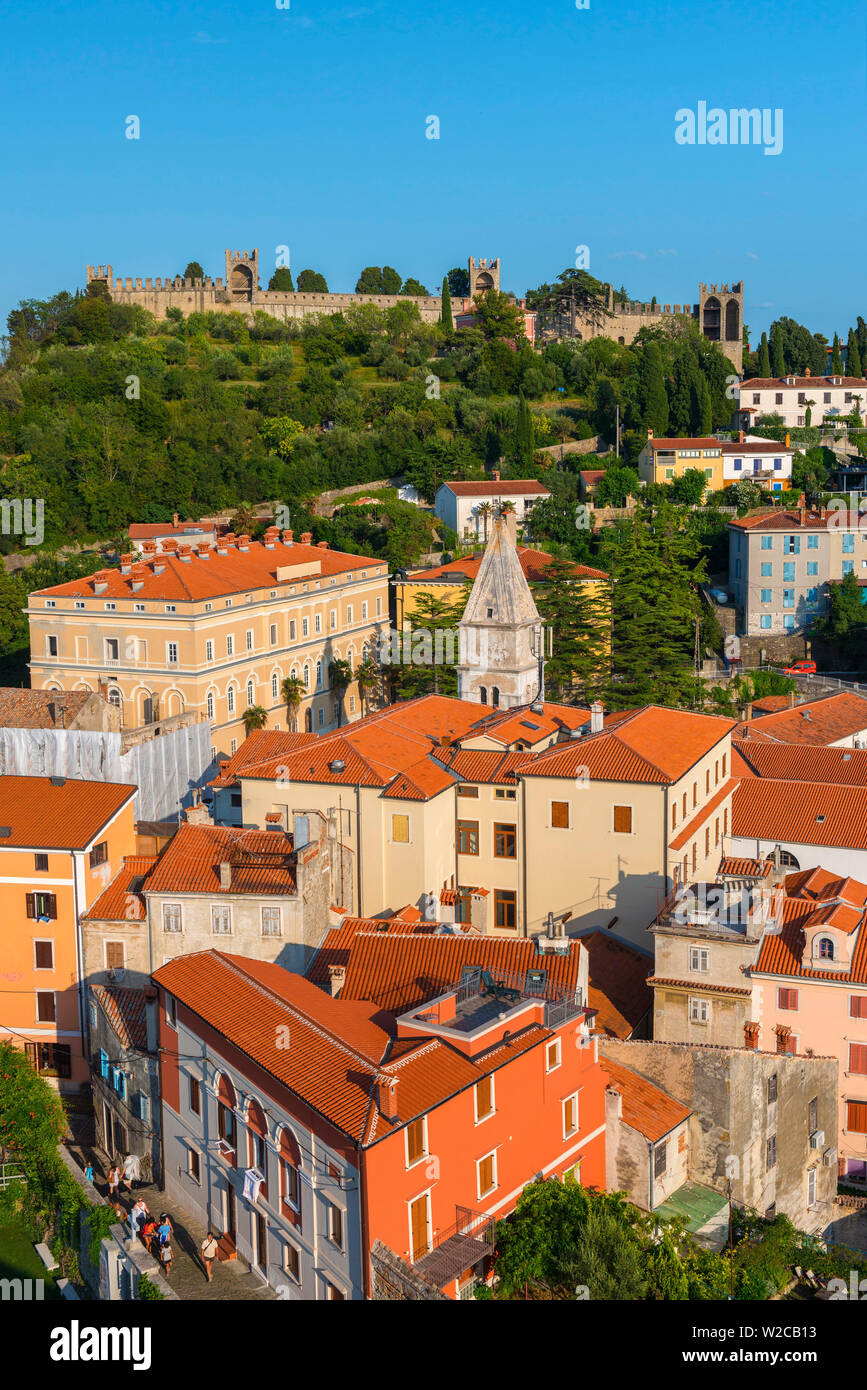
[851,995,867,1019]
[613,805,632,834]
[26,893,35,919]
[48,894,57,921]
[847,1101,867,1134]
[850,1043,867,1076]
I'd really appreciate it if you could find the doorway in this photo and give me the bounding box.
[224,1183,237,1242]
[254,1209,267,1273]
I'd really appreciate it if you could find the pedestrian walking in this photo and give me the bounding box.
[156,1214,173,1247]
[108,1164,120,1197]
[121,1153,140,1192]
[84,1162,94,1184]
[141,1218,158,1255]
[159,1241,173,1278]
[201,1231,219,1283]
[131,1198,149,1235]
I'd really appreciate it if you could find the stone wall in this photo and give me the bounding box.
[369,1240,449,1300]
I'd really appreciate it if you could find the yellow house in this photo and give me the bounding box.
[637,433,724,492]
[27,527,390,756]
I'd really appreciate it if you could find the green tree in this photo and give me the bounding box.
[328,658,354,726]
[667,350,694,435]
[689,371,712,436]
[180,261,205,282]
[261,415,305,458]
[281,674,306,731]
[532,555,609,701]
[389,589,466,697]
[242,705,268,733]
[447,266,470,298]
[296,269,328,292]
[356,266,383,294]
[757,331,771,377]
[637,341,669,435]
[268,267,295,291]
[831,332,843,374]
[473,290,525,341]
[670,467,708,505]
[354,655,379,715]
[596,465,639,507]
[847,329,862,379]
[440,276,453,332]
[819,569,866,642]
[513,393,535,469]
[770,322,785,376]
[401,277,428,296]
[381,266,402,295]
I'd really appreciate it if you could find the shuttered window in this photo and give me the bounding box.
[850,995,867,1018]
[410,1194,430,1263]
[847,1101,867,1134]
[34,940,53,970]
[778,987,799,1011]
[106,942,124,970]
[849,1044,867,1075]
[26,892,57,920]
[563,1093,579,1138]
[613,805,632,834]
[391,815,410,844]
[475,1076,494,1121]
[551,801,569,829]
[406,1118,426,1166]
[477,1152,496,1197]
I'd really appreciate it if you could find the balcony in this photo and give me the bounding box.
[414,1207,495,1291]
[399,965,592,1045]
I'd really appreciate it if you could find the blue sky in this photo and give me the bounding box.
[1,0,865,344]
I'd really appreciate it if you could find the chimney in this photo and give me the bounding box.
[492,469,500,482]
[799,504,806,526]
[283,530,294,545]
[317,540,329,549]
[590,700,603,734]
[327,964,345,998]
[300,531,313,544]
[788,691,796,708]
[120,553,132,574]
[742,701,753,721]
[738,430,744,444]
[219,861,232,891]
[173,513,179,526]
[804,367,811,377]
[374,1073,400,1122]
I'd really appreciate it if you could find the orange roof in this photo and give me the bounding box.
[0,776,135,850]
[754,885,867,983]
[465,701,599,748]
[91,985,149,1049]
[308,925,584,1015]
[527,707,734,785]
[580,932,653,1039]
[750,696,795,714]
[128,520,213,540]
[143,823,298,895]
[718,856,771,879]
[154,950,554,1144]
[438,748,533,784]
[647,976,752,998]
[83,855,158,921]
[740,375,867,390]
[783,866,867,910]
[732,778,867,849]
[734,742,867,785]
[646,436,720,451]
[408,549,608,584]
[30,536,384,603]
[734,694,867,747]
[728,509,835,534]
[601,1057,692,1141]
[442,479,549,498]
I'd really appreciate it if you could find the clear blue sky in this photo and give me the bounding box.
[1,0,865,345]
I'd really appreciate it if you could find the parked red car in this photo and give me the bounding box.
[783,660,817,675]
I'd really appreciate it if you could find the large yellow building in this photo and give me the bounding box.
[28,527,389,756]
[637,434,724,492]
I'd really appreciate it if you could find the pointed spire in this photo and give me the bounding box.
[460,517,540,628]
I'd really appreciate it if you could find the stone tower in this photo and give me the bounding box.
[699,281,743,372]
[225,248,259,303]
[457,516,543,709]
[468,256,500,300]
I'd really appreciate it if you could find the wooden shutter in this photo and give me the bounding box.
[851,995,867,1018]
[613,805,632,834]
[26,893,35,919]
[551,801,569,829]
[34,940,53,970]
[847,1101,867,1134]
[478,1153,494,1195]
[106,942,124,970]
[406,1118,425,1165]
[476,1076,492,1120]
[48,893,57,921]
[410,1195,429,1262]
[849,1044,867,1076]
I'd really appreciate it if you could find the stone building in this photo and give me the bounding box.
[601,1037,838,1235]
[456,516,544,709]
[565,281,744,373]
[88,984,161,1183]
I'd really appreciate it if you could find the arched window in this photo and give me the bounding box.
[246,679,255,708]
[216,1073,237,1161]
[315,660,322,689]
[817,937,835,960]
[775,850,799,869]
[206,691,215,721]
[492,687,500,708]
[271,672,279,701]
[107,688,121,708]
[227,686,235,715]
[303,665,311,691]
[304,709,312,732]
[278,1127,302,1220]
[480,687,487,705]
[246,1098,269,1195]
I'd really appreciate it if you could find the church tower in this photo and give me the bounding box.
[457,515,543,709]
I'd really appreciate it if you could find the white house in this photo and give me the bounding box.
[736,374,867,430]
[434,473,550,539]
[721,434,793,490]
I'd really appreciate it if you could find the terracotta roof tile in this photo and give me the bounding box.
[527,706,734,784]
[718,856,772,879]
[732,778,867,849]
[647,436,720,450]
[91,985,149,1050]
[0,688,97,730]
[735,742,867,784]
[0,776,135,850]
[733,693,867,748]
[407,548,608,583]
[739,375,867,390]
[441,480,549,498]
[580,931,653,1039]
[601,1057,692,1141]
[143,823,298,895]
[83,855,158,921]
[647,976,752,997]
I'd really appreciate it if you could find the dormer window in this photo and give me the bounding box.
[817,937,835,959]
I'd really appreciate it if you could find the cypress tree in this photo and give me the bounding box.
[757,331,771,377]
[770,323,785,376]
[847,329,862,379]
[514,393,535,469]
[831,332,843,374]
[689,372,712,436]
[440,275,453,332]
[667,351,693,435]
[638,341,669,435]
[531,555,610,702]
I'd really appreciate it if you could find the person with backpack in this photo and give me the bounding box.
[156,1214,173,1248]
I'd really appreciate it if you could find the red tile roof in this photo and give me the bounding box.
[83,855,158,921]
[647,976,752,997]
[783,866,867,910]
[143,824,298,895]
[739,375,867,390]
[601,1057,692,1141]
[0,688,98,730]
[30,536,384,603]
[733,693,867,747]
[91,985,149,1049]
[754,877,867,982]
[526,707,734,785]
[718,856,772,879]
[0,776,136,850]
[154,950,554,1144]
[734,742,867,785]
[720,440,793,455]
[728,509,833,533]
[750,696,795,714]
[408,549,608,583]
[669,779,738,852]
[308,925,584,1015]
[128,521,213,540]
[441,480,550,498]
[646,437,720,451]
[580,931,653,1039]
[732,778,867,850]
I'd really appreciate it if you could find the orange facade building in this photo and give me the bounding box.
[0,776,137,1088]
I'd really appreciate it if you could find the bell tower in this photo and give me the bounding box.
[457,515,542,709]
[468,256,501,300]
[225,248,258,303]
